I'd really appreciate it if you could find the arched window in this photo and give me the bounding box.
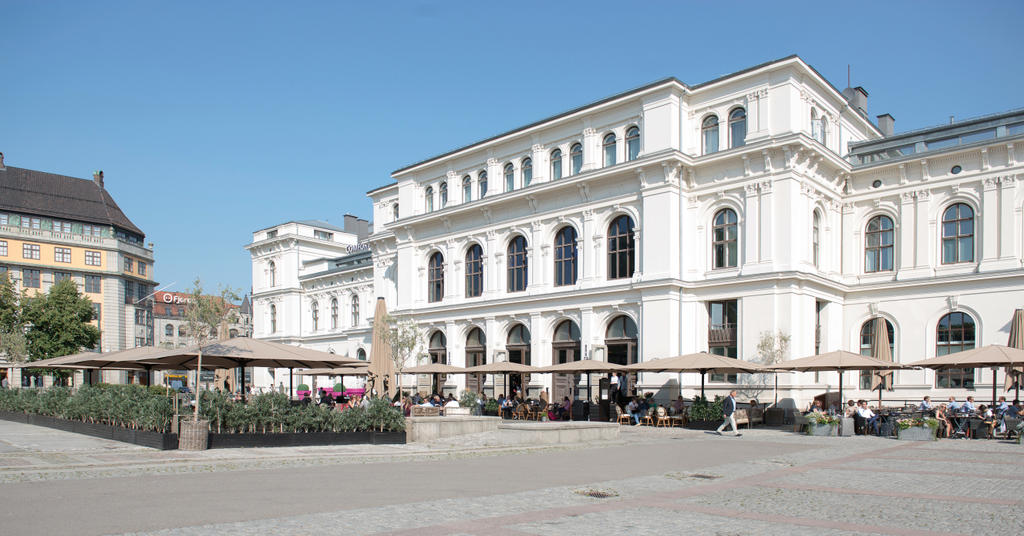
[357,348,366,361]
[268,261,276,287]
[606,315,638,369]
[179,325,187,337]
[465,244,483,298]
[504,163,515,192]
[864,215,895,272]
[164,324,173,337]
[507,235,528,292]
[626,126,640,161]
[942,203,974,264]
[607,215,635,279]
[506,323,531,367]
[729,108,746,149]
[603,133,617,166]
[936,311,976,388]
[859,318,895,389]
[811,109,826,145]
[479,171,488,198]
[392,203,399,222]
[428,331,447,364]
[522,158,532,186]
[570,143,583,175]
[712,209,738,269]
[425,186,434,212]
[439,181,448,208]
[269,305,276,333]
[819,117,828,146]
[311,301,319,331]
[702,115,719,155]
[331,298,339,329]
[462,176,472,203]
[812,210,821,268]
[350,295,359,326]
[554,226,578,286]
[550,149,562,180]
[428,252,444,303]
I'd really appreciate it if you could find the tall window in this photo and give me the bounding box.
[626,126,640,161]
[550,149,562,179]
[54,247,71,263]
[554,226,578,286]
[607,215,635,279]
[479,171,488,198]
[709,300,738,382]
[428,252,444,303]
[811,109,827,145]
[23,268,40,288]
[812,210,821,268]
[702,115,719,155]
[570,143,583,175]
[350,295,359,326]
[425,186,434,212]
[392,203,399,221]
[439,182,448,207]
[311,301,319,331]
[603,133,616,166]
[504,163,515,192]
[712,208,738,269]
[941,203,974,264]
[165,324,173,337]
[864,215,894,272]
[331,298,338,329]
[179,325,186,337]
[270,304,277,333]
[522,158,532,186]
[507,235,528,292]
[936,312,976,388]
[859,318,895,389]
[268,261,276,287]
[729,108,746,149]
[465,244,483,298]
[462,176,472,203]
[23,243,40,260]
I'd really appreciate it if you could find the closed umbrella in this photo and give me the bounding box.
[908,345,1024,407]
[1005,309,1023,400]
[627,352,765,398]
[368,298,395,400]
[767,350,905,409]
[870,317,894,407]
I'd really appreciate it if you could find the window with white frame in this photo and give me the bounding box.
[550,149,562,179]
[54,247,71,263]
[729,108,746,148]
[702,115,719,155]
[603,133,616,166]
[85,250,101,266]
[626,126,640,161]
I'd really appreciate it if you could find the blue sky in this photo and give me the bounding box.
[2,1,1022,296]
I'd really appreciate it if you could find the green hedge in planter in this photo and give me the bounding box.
[688,396,724,422]
[0,385,173,432]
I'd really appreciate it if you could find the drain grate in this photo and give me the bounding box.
[689,473,721,480]
[574,488,619,499]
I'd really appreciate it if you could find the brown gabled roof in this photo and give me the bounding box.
[0,166,144,236]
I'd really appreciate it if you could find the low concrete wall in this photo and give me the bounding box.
[405,416,501,443]
[494,421,619,445]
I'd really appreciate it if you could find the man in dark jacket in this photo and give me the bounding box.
[715,390,741,436]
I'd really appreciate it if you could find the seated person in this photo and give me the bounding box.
[995,396,1010,415]
[934,404,951,438]
[627,398,641,425]
[807,400,823,413]
[918,396,933,411]
[444,397,460,409]
[672,396,685,416]
[1005,400,1021,417]
[844,399,858,418]
[978,404,995,437]
[856,400,880,435]
[560,396,571,420]
[961,396,976,414]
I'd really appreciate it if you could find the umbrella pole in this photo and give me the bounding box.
[774,373,778,406]
[288,368,293,401]
[700,372,706,399]
[838,371,843,411]
[993,367,998,408]
[587,373,592,422]
[240,363,247,403]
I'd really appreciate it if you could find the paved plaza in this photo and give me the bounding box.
[0,420,1021,535]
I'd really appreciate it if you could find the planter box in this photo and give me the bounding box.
[764,408,785,426]
[685,420,722,430]
[0,411,178,450]
[805,423,838,436]
[897,426,936,441]
[206,430,405,448]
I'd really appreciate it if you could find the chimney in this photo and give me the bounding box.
[876,114,895,137]
[357,218,369,240]
[842,86,868,116]
[343,214,359,234]
[92,170,104,188]
[0,152,5,170]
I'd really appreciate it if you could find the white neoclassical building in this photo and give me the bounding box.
[249,55,1024,408]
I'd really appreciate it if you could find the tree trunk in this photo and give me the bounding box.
[193,348,203,421]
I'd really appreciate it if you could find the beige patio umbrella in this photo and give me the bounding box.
[767,350,906,408]
[870,317,894,406]
[908,345,1024,407]
[405,363,464,395]
[1005,309,1023,399]
[368,297,395,400]
[627,352,765,398]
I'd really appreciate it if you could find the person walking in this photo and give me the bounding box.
[715,390,741,437]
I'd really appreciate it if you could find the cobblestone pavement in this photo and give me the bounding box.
[1,421,1022,535]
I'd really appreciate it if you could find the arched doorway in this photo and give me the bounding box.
[506,323,531,398]
[465,327,487,395]
[425,330,448,394]
[552,320,581,402]
[606,315,638,402]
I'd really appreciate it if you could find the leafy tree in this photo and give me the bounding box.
[22,278,100,366]
[374,312,423,400]
[0,272,28,364]
[183,278,239,420]
[736,330,790,401]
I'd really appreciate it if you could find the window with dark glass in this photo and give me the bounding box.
[85,275,101,293]
[165,324,173,337]
[425,186,434,212]
[865,215,894,272]
[311,301,319,331]
[428,252,444,302]
[22,268,40,287]
[124,257,133,272]
[351,295,359,326]
[708,300,738,382]
[439,181,448,207]
[462,176,472,203]
[392,204,400,221]
[936,312,976,388]
[941,203,974,264]
[812,210,821,268]
[268,261,276,287]
[507,236,528,292]
[603,133,616,166]
[269,305,276,333]
[331,298,338,329]
[465,244,483,298]
[504,163,515,192]
[712,209,738,269]
[54,271,72,282]
[626,126,640,161]
[570,143,583,175]
[607,215,635,279]
[554,226,578,286]
[550,149,562,179]
[522,158,532,186]
[479,171,488,198]
[729,108,746,149]
[702,115,719,155]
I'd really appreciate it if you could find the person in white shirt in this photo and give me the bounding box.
[856,400,880,435]
[444,398,460,408]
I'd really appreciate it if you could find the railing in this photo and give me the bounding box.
[1,224,106,245]
[708,323,736,345]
